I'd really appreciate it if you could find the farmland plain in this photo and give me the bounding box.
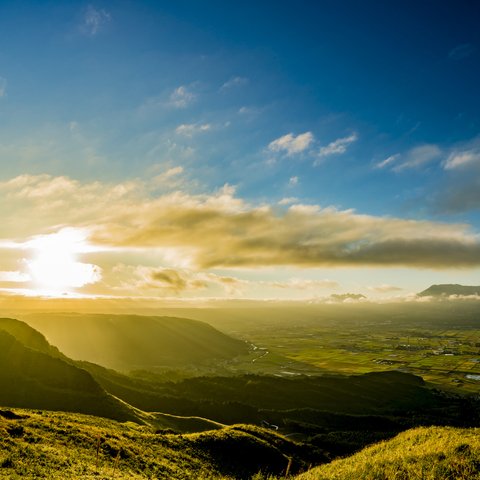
[159,301,480,393]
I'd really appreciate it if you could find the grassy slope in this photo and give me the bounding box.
[91,370,451,420]
[0,318,62,356]
[295,426,480,480]
[1,408,479,480]
[0,329,138,422]
[0,318,256,434]
[24,313,249,371]
[0,407,324,479]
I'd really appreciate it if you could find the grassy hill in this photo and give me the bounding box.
[0,317,62,356]
[24,313,249,371]
[294,426,480,480]
[74,364,480,456]
[418,284,480,297]
[0,327,138,422]
[0,407,325,479]
[92,370,471,420]
[0,317,244,431]
[1,316,478,460]
[1,408,478,479]
[148,371,432,413]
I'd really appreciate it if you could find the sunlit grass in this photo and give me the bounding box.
[295,426,480,480]
[0,408,315,479]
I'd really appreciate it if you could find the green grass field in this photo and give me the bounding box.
[0,408,322,479]
[295,426,480,480]
[2,408,479,480]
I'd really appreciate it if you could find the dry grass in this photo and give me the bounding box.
[296,426,480,480]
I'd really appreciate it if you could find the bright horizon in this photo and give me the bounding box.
[1,2,480,304]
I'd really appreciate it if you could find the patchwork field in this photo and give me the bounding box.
[165,302,480,393]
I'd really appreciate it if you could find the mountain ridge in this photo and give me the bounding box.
[23,313,249,371]
[418,284,480,297]
[0,328,137,422]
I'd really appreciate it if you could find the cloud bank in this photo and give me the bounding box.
[1,174,480,271]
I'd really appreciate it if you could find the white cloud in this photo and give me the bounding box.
[221,76,248,90]
[3,174,480,271]
[169,86,195,108]
[288,176,299,187]
[151,166,184,187]
[268,132,314,156]
[375,154,400,169]
[0,77,7,98]
[367,284,403,293]
[81,5,111,36]
[238,106,258,115]
[278,197,298,205]
[0,271,30,282]
[175,123,211,137]
[392,144,442,172]
[449,43,476,60]
[265,278,339,290]
[444,150,480,170]
[315,133,357,162]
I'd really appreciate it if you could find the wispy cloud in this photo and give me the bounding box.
[375,154,400,169]
[221,76,248,90]
[150,166,184,187]
[80,5,111,36]
[448,43,476,60]
[268,132,314,156]
[278,197,298,205]
[110,265,205,294]
[288,176,299,187]
[238,106,256,115]
[392,144,441,172]
[265,278,339,290]
[367,284,403,293]
[175,123,211,136]
[108,265,339,297]
[169,85,196,108]
[0,77,6,98]
[314,133,357,165]
[444,149,480,170]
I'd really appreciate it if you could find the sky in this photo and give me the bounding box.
[1,0,480,303]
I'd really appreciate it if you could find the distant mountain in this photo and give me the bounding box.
[24,313,249,371]
[0,318,137,421]
[418,284,480,297]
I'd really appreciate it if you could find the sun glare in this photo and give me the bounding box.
[26,229,101,296]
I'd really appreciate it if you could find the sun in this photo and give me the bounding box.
[26,229,101,296]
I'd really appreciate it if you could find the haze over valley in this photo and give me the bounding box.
[0,1,479,478]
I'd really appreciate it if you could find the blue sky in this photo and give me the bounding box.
[1,1,480,301]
